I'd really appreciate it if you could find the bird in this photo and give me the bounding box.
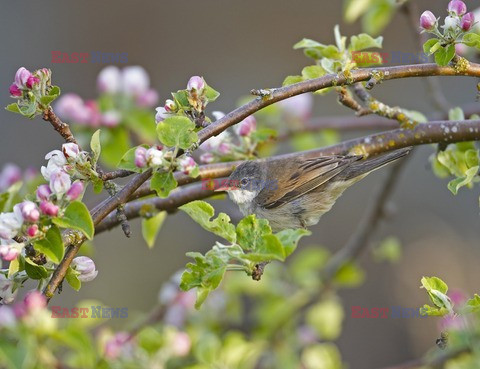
[215,148,411,232]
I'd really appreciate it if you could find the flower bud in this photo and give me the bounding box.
[164,99,177,112]
[146,147,164,167]
[49,170,71,196]
[171,332,191,356]
[54,93,87,122]
[218,142,232,155]
[187,76,205,93]
[136,88,159,107]
[97,66,121,94]
[0,164,22,191]
[461,12,475,31]
[121,66,149,96]
[16,201,40,223]
[134,147,148,168]
[66,181,84,201]
[71,256,98,282]
[27,224,39,237]
[36,184,52,201]
[39,201,59,217]
[235,116,257,137]
[420,10,437,30]
[62,143,80,160]
[278,93,314,120]
[24,291,47,312]
[200,152,215,164]
[104,332,131,359]
[101,110,121,127]
[448,0,467,16]
[0,245,19,261]
[155,107,169,123]
[9,83,22,97]
[0,212,23,240]
[444,15,459,31]
[26,76,40,89]
[0,306,16,328]
[14,67,32,89]
[178,156,196,175]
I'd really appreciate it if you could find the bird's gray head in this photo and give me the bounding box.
[223,161,267,205]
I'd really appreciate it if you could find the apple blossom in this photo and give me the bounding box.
[146,147,164,167]
[104,332,131,359]
[121,66,149,96]
[443,16,458,31]
[36,184,52,201]
[178,156,196,175]
[14,67,32,89]
[155,106,169,123]
[27,224,38,237]
[134,147,148,168]
[0,212,23,240]
[218,142,232,155]
[278,93,313,120]
[39,201,59,217]
[200,152,215,164]
[0,240,21,261]
[461,12,475,31]
[0,306,16,328]
[0,163,22,191]
[24,291,47,312]
[187,76,205,92]
[448,0,467,16]
[136,88,159,107]
[62,143,80,160]
[235,115,257,136]
[171,332,191,356]
[199,130,230,151]
[42,150,67,181]
[49,170,71,196]
[54,93,90,123]
[26,75,40,89]
[15,201,40,222]
[101,110,121,127]
[97,66,121,94]
[71,256,98,282]
[66,181,84,201]
[165,99,177,112]
[9,83,22,97]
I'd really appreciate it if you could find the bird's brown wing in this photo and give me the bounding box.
[257,155,362,209]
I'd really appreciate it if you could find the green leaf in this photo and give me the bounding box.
[462,32,480,49]
[33,225,64,263]
[180,200,236,243]
[117,145,147,172]
[124,109,156,142]
[90,129,101,165]
[293,38,327,49]
[66,266,81,291]
[0,181,23,212]
[101,127,130,168]
[18,100,37,118]
[282,75,304,86]
[204,83,220,102]
[420,276,452,311]
[361,1,394,36]
[25,259,48,280]
[449,107,465,121]
[53,201,94,240]
[40,85,61,106]
[434,44,456,67]
[5,103,20,114]
[141,211,167,248]
[423,38,440,55]
[172,90,190,108]
[465,294,480,313]
[301,65,325,80]
[420,304,449,317]
[372,236,402,263]
[306,298,344,340]
[156,116,198,149]
[349,34,383,52]
[344,0,373,23]
[236,215,271,251]
[334,262,365,287]
[275,228,311,257]
[302,343,344,369]
[243,234,286,262]
[150,171,177,198]
[447,166,479,194]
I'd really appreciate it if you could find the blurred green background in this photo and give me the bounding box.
[1,1,480,368]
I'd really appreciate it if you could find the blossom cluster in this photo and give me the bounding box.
[54,66,158,128]
[420,1,475,34]
[0,143,86,262]
[8,67,49,98]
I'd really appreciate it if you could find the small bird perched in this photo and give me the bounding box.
[216,148,411,232]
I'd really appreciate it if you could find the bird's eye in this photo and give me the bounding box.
[240,178,249,187]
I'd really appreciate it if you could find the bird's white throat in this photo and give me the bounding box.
[227,189,257,205]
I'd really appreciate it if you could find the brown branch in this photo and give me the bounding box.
[43,62,480,301]
[42,107,79,146]
[101,169,134,181]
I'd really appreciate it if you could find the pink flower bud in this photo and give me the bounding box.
[134,147,148,168]
[461,12,475,31]
[36,184,52,201]
[0,246,19,261]
[24,291,46,312]
[236,116,257,137]
[136,89,159,108]
[155,107,169,123]
[121,66,149,96]
[26,76,40,89]
[54,93,87,122]
[62,143,80,160]
[84,100,102,127]
[0,212,23,240]
[164,99,177,112]
[71,256,98,282]
[101,110,121,127]
[104,332,131,359]
[146,147,164,167]
[66,181,84,201]
[278,94,313,120]
[40,201,59,217]
[27,225,38,237]
[9,83,22,97]
[14,67,32,89]
[97,66,121,94]
[16,201,40,223]
[13,303,27,318]
[448,0,467,16]
[420,10,437,30]
[178,156,196,175]
[171,332,191,356]
[49,170,71,196]
[0,306,16,328]
[186,76,205,92]
[218,142,232,155]
[0,164,22,191]
[200,152,215,164]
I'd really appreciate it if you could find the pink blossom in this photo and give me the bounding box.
[15,201,40,222]
[49,170,71,196]
[187,76,205,92]
[200,152,215,164]
[26,76,40,89]
[24,291,47,312]
[420,10,437,30]
[121,66,149,96]
[134,147,148,168]
[62,143,80,160]
[461,12,475,31]
[54,93,89,123]
[0,240,21,262]
[27,225,38,237]
[164,99,177,112]
[66,181,84,201]
[97,66,121,94]
[235,115,257,137]
[39,201,59,217]
[104,332,131,359]
[101,110,121,127]
[278,93,313,120]
[178,156,196,175]
[0,212,23,240]
[171,332,191,356]
[14,67,32,89]
[136,89,159,107]
[9,83,22,97]
[218,142,232,155]
[36,184,52,201]
[71,256,98,282]
[155,107,169,123]
[0,164,22,191]
[448,0,467,16]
